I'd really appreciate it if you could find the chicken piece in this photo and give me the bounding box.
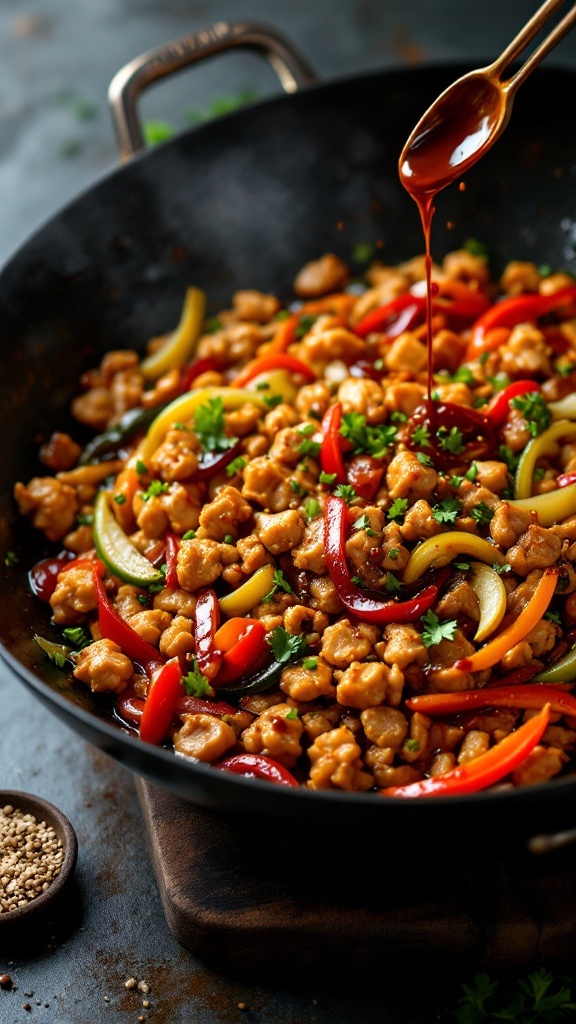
[280,657,335,702]
[511,745,567,787]
[242,456,294,512]
[261,403,300,438]
[197,485,253,542]
[293,253,349,298]
[320,618,380,668]
[458,730,490,764]
[149,427,201,483]
[153,587,197,617]
[240,703,304,768]
[254,510,305,555]
[386,450,438,501]
[298,326,368,374]
[126,609,171,647]
[336,661,404,710]
[232,289,280,322]
[39,432,82,471]
[383,381,426,418]
[292,515,327,575]
[308,575,344,615]
[381,623,428,670]
[294,382,332,420]
[307,726,373,791]
[499,324,553,378]
[173,714,237,762]
[159,615,196,658]
[400,711,431,763]
[435,578,480,622]
[473,460,510,495]
[71,387,114,430]
[14,477,79,543]
[176,537,228,592]
[489,503,534,548]
[360,706,408,749]
[73,638,132,694]
[383,333,427,374]
[400,499,442,542]
[49,564,98,625]
[443,249,491,286]
[337,377,387,424]
[500,260,541,295]
[506,525,561,576]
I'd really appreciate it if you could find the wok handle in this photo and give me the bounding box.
[108,20,317,162]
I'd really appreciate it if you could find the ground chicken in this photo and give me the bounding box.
[173,713,237,762]
[242,456,294,512]
[232,289,280,322]
[360,706,408,749]
[50,564,98,625]
[280,658,335,702]
[197,485,253,542]
[511,745,567,787]
[73,638,132,694]
[320,619,380,668]
[384,333,428,374]
[506,525,561,576]
[255,510,305,554]
[176,537,228,591]
[14,477,79,542]
[307,726,373,791]
[292,516,327,575]
[336,660,404,710]
[293,253,349,298]
[149,428,201,482]
[240,703,304,767]
[337,377,387,424]
[381,623,428,670]
[386,450,438,502]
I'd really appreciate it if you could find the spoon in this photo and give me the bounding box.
[399,0,576,197]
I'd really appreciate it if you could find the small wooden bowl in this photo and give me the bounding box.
[0,790,78,932]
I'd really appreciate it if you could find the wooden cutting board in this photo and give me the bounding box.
[135,778,576,974]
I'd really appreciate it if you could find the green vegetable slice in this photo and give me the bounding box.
[94,489,164,587]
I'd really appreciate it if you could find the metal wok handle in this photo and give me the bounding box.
[108,20,317,162]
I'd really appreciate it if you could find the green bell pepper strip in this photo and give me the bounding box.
[514,419,576,499]
[534,644,576,684]
[79,403,168,465]
[93,489,164,587]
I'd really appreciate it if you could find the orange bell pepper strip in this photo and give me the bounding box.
[231,353,316,387]
[454,568,557,674]
[212,617,268,687]
[300,293,356,318]
[266,313,300,354]
[380,703,550,798]
[139,657,183,745]
[406,683,576,719]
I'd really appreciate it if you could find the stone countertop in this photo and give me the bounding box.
[1,2,576,1022]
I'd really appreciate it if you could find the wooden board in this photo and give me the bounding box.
[136,778,576,974]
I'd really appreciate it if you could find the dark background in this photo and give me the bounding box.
[2,2,576,1022]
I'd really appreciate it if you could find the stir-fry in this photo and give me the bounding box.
[14,247,576,795]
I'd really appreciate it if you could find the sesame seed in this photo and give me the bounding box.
[0,806,64,912]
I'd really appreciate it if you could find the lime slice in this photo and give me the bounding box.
[94,490,163,587]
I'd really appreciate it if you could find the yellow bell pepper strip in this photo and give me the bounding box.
[93,489,164,587]
[402,531,506,585]
[514,419,576,499]
[139,658,184,745]
[406,684,576,719]
[454,568,557,674]
[325,495,449,623]
[245,368,299,405]
[469,561,507,643]
[215,753,298,787]
[139,286,206,381]
[534,644,576,684]
[509,482,576,527]
[218,563,276,617]
[139,386,267,462]
[93,561,163,669]
[231,354,316,388]
[379,703,550,798]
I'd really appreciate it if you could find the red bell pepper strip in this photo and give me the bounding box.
[346,454,384,501]
[180,356,220,391]
[29,550,87,601]
[115,690,145,728]
[557,471,576,488]
[467,286,576,360]
[194,586,221,680]
[93,561,163,669]
[353,293,426,339]
[406,683,576,719]
[164,532,179,590]
[380,703,551,798]
[193,438,243,480]
[324,495,448,623]
[140,657,184,745]
[215,753,298,787]
[212,617,268,687]
[320,402,348,484]
[433,279,491,321]
[231,353,316,388]
[176,695,239,717]
[484,380,541,426]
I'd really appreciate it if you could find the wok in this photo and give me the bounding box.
[1,21,575,841]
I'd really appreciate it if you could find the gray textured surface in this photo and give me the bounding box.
[1,2,576,1021]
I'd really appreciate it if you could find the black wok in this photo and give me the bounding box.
[1,22,575,841]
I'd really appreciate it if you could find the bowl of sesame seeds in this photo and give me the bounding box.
[0,791,77,930]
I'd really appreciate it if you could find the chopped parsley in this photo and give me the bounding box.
[290,478,307,496]
[454,561,470,571]
[454,967,576,1024]
[135,459,148,476]
[411,424,431,448]
[403,738,421,754]
[556,360,576,378]
[298,422,316,438]
[297,438,322,458]
[352,513,379,537]
[416,451,434,467]
[61,626,91,650]
[387,498,408,522]
[182,529,196,540]
[334,483,358,505]
[498,444,520,475]
[294,314,317,339]
[226,456,247,477]
[262,569,293,603]
[205,316,223,334]
[266,626,309,664]
[76,512,94,526]
[304,497,321,520]
[437,366,476,386]
[302,657,318,670]
[511,392,552,437]
[390,410,408,423]
[182,660,212,698]
[193,396,237,452]
[285,707,299,720]
[4,550,17,567]
[142,479,170,501]
[465,461,479,482]
[223,535,235,545]
[319,471,337,485]
[263,394,282,409]
[432,497,462,524]
[493,562,511,574]
[545,609,562,626]
[420,611,458,648]
[470,502,494,527]
[387,547,400,560]
[463,237,490,260]
[384,572,402,594]
[113,494,127,504]
[438,425,465,455]
[340,411,397,459]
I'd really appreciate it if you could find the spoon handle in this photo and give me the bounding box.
[488,0,576,95]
